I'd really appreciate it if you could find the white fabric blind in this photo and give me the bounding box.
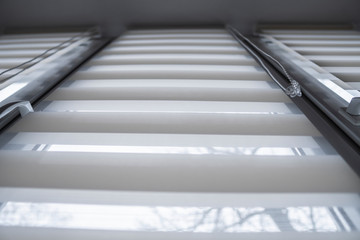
[0,28,359,238]
[1,27,359,193]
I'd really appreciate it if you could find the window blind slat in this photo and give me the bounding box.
[71,65,269,80]
[0,150,358,192]
[36,100,300,114]
[305,55,360,67]
[90,54,256,65]
[261,29,359,35]
[1,227,359,240]
[64,79,277,88]
[112,38,238,46]
[126,29,229,34]
[7,112,321,135]
[282,39,360,47]
[0,43,62,50]
[291,46,360,55]
[0,49,53,57]
[101,45,245,54]
[120,33,233,40]
[47,87,288,102]
[0,58,39,68]
[2,132,327,147]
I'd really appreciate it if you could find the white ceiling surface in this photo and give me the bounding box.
[0,0,360,37]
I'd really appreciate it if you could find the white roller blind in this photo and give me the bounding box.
[0,28,359,238]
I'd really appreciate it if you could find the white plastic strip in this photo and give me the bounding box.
[112,38,238,46]
[1,133,329,148]
[6,112,320,135]
[120,33,233,40]
[305,55,360,67]
[291,46,360,55]
[1,188,359,207]
[72,64,269,80]
[0,201,358,233]
[0,49,52,57]
[47,86,288,102]
[0,150,358,192]
[90,54,256,65]
[0,43,61,50]
[36,100,301,114]
[63,79,276,88]
[0,228,358,240]
[101,45,245,54]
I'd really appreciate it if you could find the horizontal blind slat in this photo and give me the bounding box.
[0,150,358,193]
[46,87,289,102]
[2,132,328,147]
[36,100,300,114]
[8,112,321,136]
[90,54,256,65]
[71,65,269,80]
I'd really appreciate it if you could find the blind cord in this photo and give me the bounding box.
[227,25,302,98]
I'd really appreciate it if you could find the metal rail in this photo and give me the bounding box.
[228,27,360,176]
